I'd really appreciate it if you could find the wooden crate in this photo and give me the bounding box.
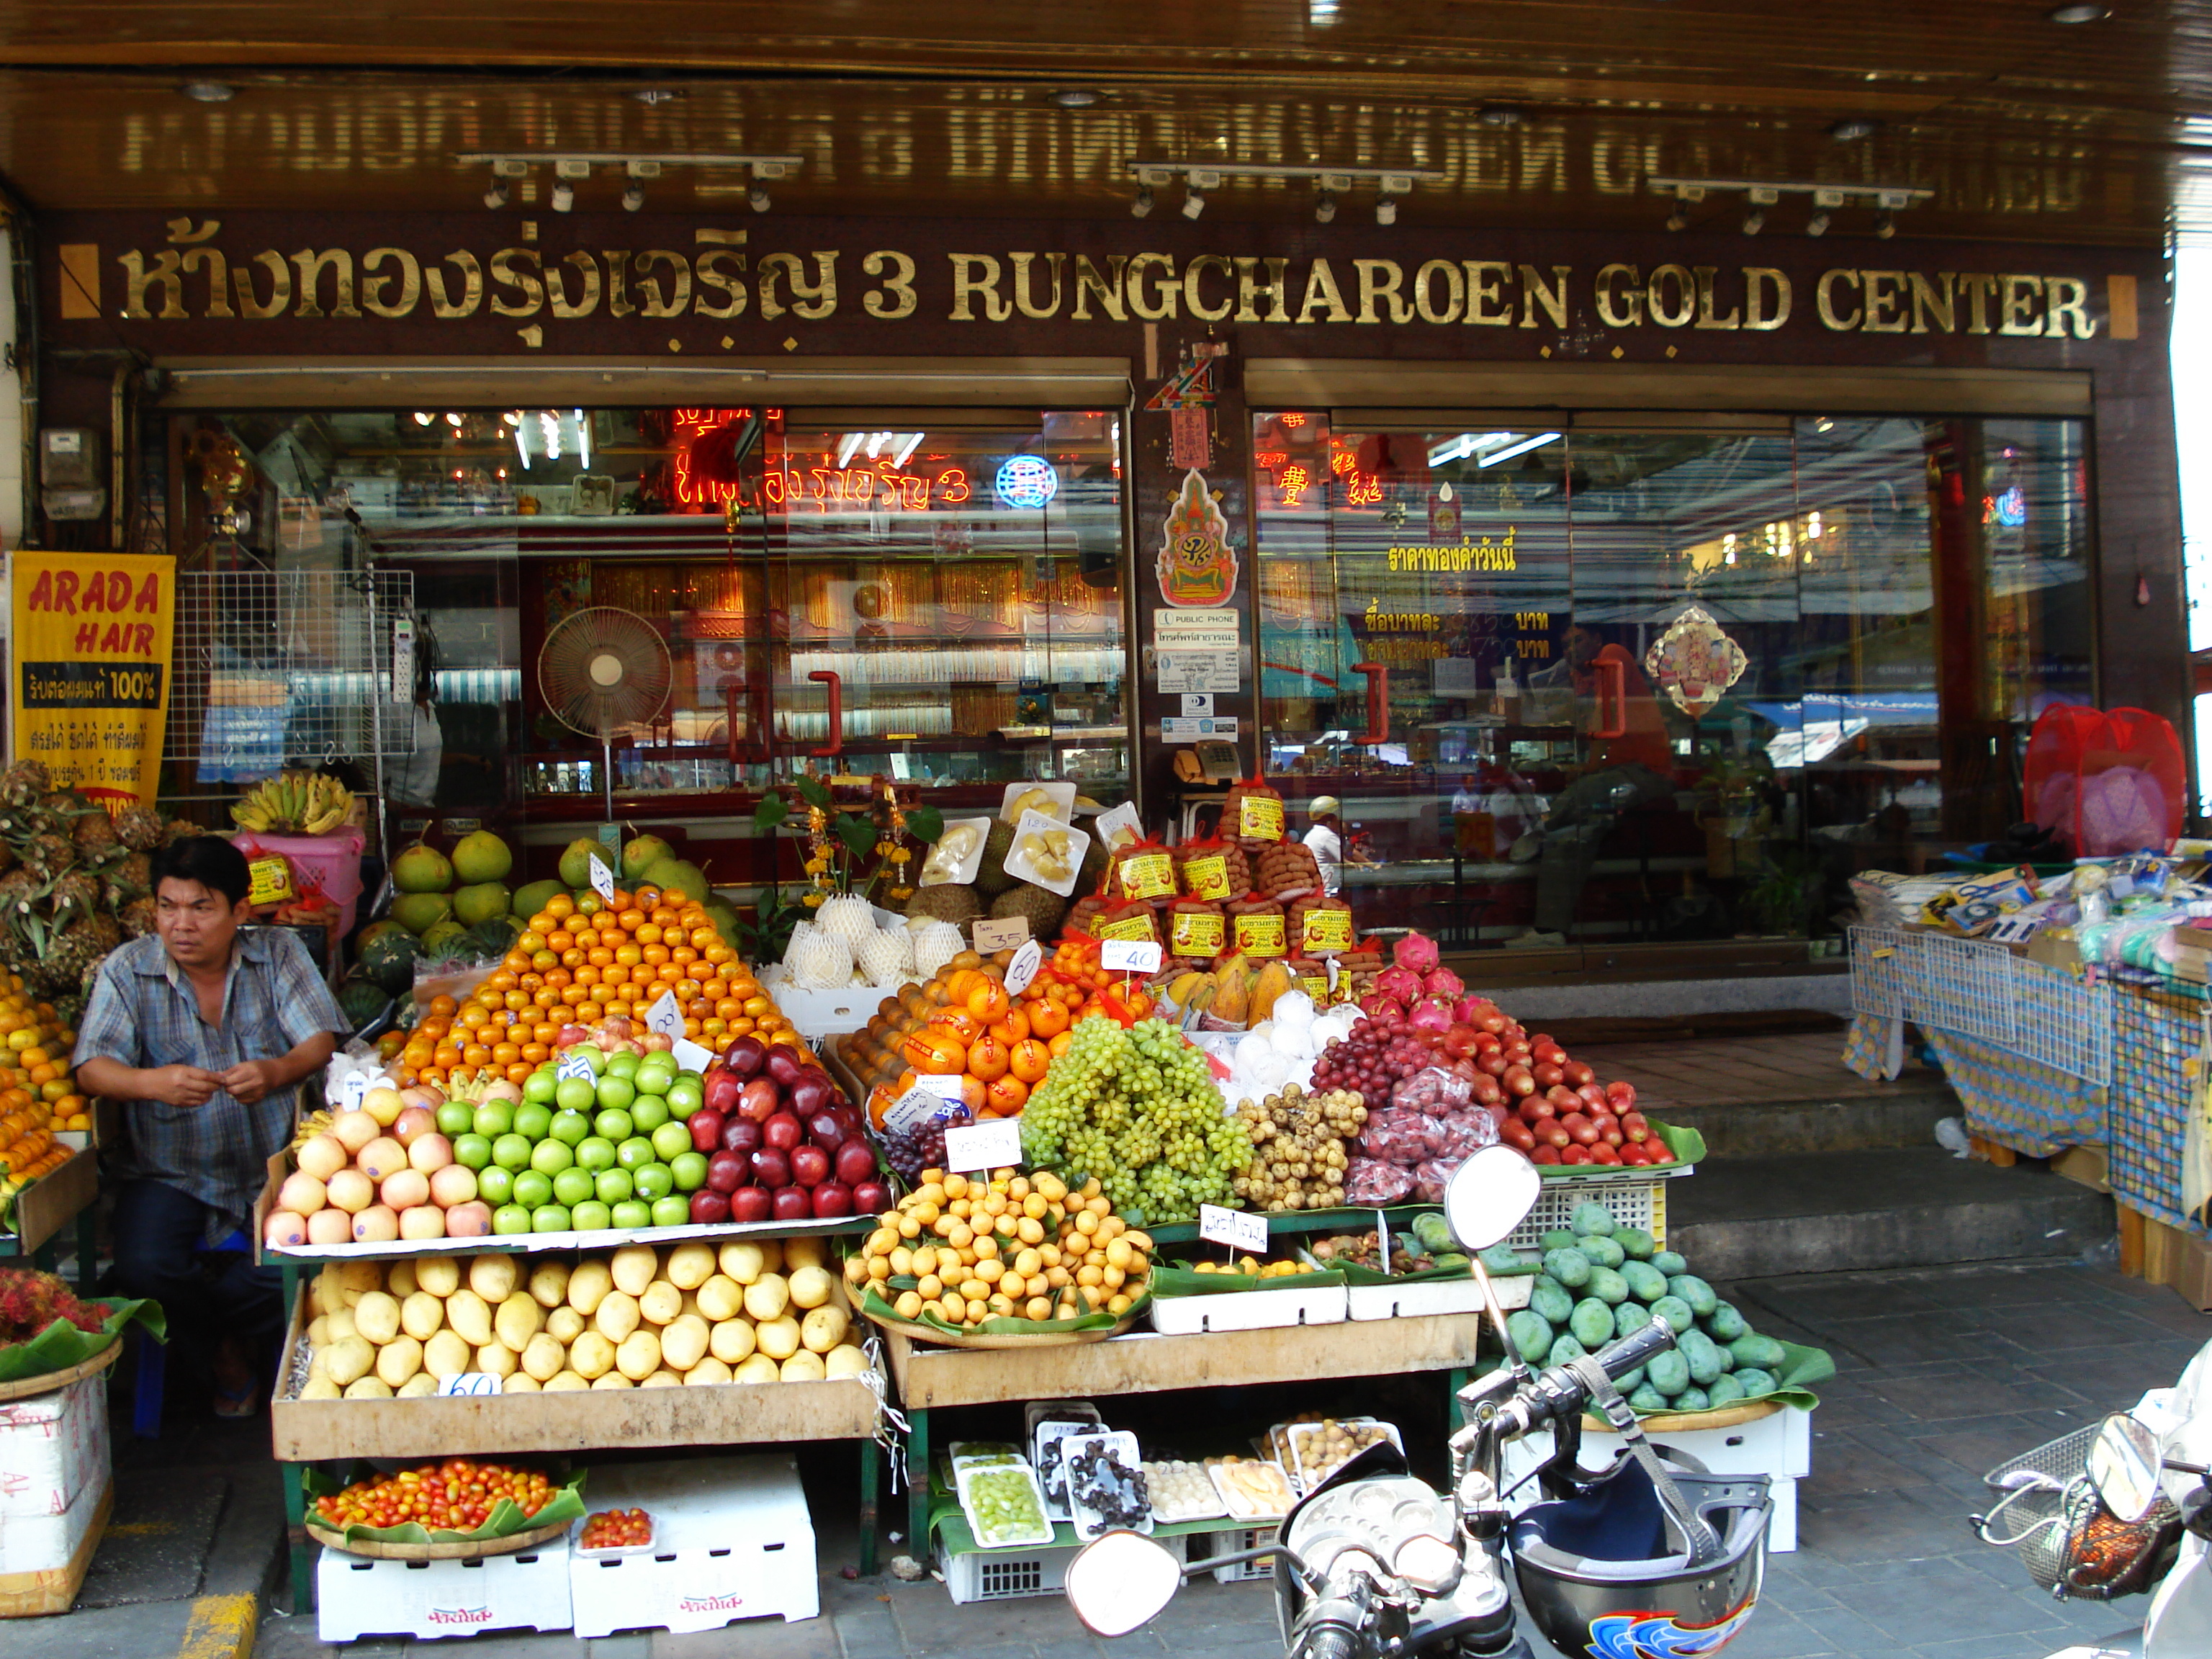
[2118,1205,2212,1313]
[9,1149,97,1256]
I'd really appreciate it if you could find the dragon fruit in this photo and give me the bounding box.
[1457,993,1501,1025]
[1375,965,1425,1003]
[1359,990,1405,1020]
[1408,994,1455,1035]
[1393,931,1441,974]
[1424,966,1465,999]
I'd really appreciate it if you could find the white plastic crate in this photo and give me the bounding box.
[317,1545,573,1642]
[1151,1282,1348,1334]
[1505,1180,1667,1251]
[565,1454,818,1638]
[1346,1272,1530,1322]
[1196,1524,1277,1583]
[945,1529,1187,1604]
[770,985,878,1042]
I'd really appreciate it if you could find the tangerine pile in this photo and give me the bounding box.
[1021,940,1157,1029]
[388,884,799,1092]
[0,974,88,1169]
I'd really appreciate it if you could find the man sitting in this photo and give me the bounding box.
[74,835,346,1416]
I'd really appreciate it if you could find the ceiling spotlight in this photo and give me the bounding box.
[1743,207,1765,235]
[622,182,645,212]
[1375,195,1398,226]
[1874,210,1896,238]
[1828,118,1881,143]
[1806,210,1830,236]
[180,79,234,103]
[1665,206,1689,232]
[1052,88,1100,107]
[483,177,510,210]
[1477,107,1523,127]
[629,87,685,105]
[748,184,771,212]
[1314,190,1338,224]
[1130,186,1155,218]
[2046,2,2108,18]
[550,179,575,212]
[413,413,434,426]
[1181,186,1206,220]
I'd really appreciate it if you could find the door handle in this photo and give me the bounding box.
[809,669,843,758]
[1352,662,1389,745]
[1592,658,1627,739]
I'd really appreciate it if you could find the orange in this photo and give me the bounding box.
[577,1001,604,1022]
[533,987,559,1009]
[727,1017,756,1038]
[506,1062,534,1086]
[1047,1031,1074,1059]
[527,912,557,934]
[503,951,531,974]
[985,1075,1029,1115]
[1028,1000,1069,1038]
[632,884,663,911]
[587,945,614,968]
[636,923,663,946]
[547,930,575,953]
[428,994,459,1017]
[617,908,645,932]
[462,1043,492,1067]
[517,932,546,953]
[432,1044,462,1067]
[702,1018,727,1038]
[1008,1038,1051,1084]
[532,1022,559,1044]
[545,893,575,918]
[643,944,671,966]
[531,950,559,973]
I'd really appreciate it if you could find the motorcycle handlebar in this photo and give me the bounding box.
[1302,1629,1360,1659]
[1598,1320,1678,1379]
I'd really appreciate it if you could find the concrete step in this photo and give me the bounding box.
[1666,1147,2113,1280]
[1660,1082,1955,1158]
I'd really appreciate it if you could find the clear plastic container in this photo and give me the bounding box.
[1143,1460,1228,1524]
[956,1462,1056,1550]
[573,1507,658,1558]
[1062,1430,1151,1541]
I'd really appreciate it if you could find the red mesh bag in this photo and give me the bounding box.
[2024,705,2185,857]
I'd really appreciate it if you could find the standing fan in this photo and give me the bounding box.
[537,607,673,822]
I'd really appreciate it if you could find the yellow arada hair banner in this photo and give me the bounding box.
[9,552,175,809]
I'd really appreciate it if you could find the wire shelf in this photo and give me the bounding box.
[1850,926,2109,1086]
[166,569,415,778]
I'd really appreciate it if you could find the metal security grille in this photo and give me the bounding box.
[165,569,415,779]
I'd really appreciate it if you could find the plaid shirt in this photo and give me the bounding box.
[73,928,346,1246]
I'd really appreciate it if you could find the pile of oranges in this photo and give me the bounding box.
[1020,940,1157,1030]
[383,884,801,1092]
[0,974,86,1204]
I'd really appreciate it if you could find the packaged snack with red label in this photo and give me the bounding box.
[1092,896,1161,945]
[1290,894,1354,955]
[1224,778,1285,849]
[1228,899,1287,958]
[1175,835,1252,904]
[1168,900,1226,958]
[1106,840,1179,904]
[1254,838,1323,899]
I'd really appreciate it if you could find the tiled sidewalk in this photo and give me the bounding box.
[246,1259,2207,1659]
[1576,1030,1941,1112]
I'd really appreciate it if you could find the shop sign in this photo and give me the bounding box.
[7,551,174,808]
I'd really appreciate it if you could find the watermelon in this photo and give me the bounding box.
[358,927,419,994]
[337,972,390,1030]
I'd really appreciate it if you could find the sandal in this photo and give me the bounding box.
[212,1380,258,1419]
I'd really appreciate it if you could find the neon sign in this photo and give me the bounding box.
[668,409,971,513]
[994,455,1058,510]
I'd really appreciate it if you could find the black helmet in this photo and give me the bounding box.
[1509,1447,1771,1658]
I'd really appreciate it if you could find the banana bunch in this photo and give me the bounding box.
[232,772,353,835]
[289,1105,336,1152]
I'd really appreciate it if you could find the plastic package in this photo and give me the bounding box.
[1390,1065,1474,1114]
[1224,780,1286,848]
[1342,1156,1417,1206]
[1254,840,1323,899]
[1178,837,1253,904]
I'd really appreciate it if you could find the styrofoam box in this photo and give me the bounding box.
[1497,1406,1811,1553]
[1346,1273,1532,1322]
[316,1545,573,1642]
[0,1467,107,1575]
[0,1374,109,1520]
[567,1454,818,1639]
[1151,1282,1348,1334]
[771,985,878,1042]
[947,1527,1186,1605]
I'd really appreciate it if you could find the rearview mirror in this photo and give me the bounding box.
[1444,1144,1542,1252]
[2087,1413,2164,1524]
[1064,1529,1184,1637]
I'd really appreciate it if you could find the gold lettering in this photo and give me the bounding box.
[1594,264,1642,328]
[180,248,233,318]
[1126,253,1178,321]
[1815,269,1862,331]
[860,250,914,320]
[1693,266,1739,330]
[487,248,544,318]
[1645,264,1695,328]
[1412,259,1463,324]
[1296,258,1352,324]
[1861,269,1907,333]
[1071,254,1127,321]
[757,251,838,321]
[1519,264,1570,329]
[634,249,694,318]
[1463,261,1513,325]
[289,248,360,319]
[1959,272,1998,336]
[232,251,293,320]
[1909,271,1956,334]
[948,253,1010,321]
[359,247,421,319]
[696,248,751,320]
[1233,256,1290,323]
[602,251,634,318]
[1183,254,1232,322]
[545,251,601,319]
[2045,276,2096,338]
[1011,251,1067,319]
[117,250,185,320]
[1354,258,1411,324]
[2000,274,2045,335]
[1745,268,1791,331]
[426,251,482,320]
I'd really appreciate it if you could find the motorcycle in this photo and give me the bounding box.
[1063,1145,1774,1659]
[1976,1337,2212,1658]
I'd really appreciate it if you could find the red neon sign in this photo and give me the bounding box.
[668,409,971,513]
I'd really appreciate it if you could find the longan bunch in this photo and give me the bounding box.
[1233,1084,1365,1212]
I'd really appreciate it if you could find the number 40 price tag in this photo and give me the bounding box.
[1199,1204,1268,1254]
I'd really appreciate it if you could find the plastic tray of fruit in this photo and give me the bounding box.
[1062,1430,1152,1540]
[1143,1459,1228,1524]
[954,1460,1056,1550]
[574,1506,657,1558]
[1282,1418,1403,1496]
[1206,1455,1295,1521]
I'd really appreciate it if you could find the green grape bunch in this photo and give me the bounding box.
[1019,1015,1251,1223]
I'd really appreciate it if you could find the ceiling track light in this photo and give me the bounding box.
[1827,118,1880,143]
[1181,187,1207,220]
[1742,208,1765,235]
[1375,196,1398,226]
[1130,186,1155,218]
[629,87,685,105]
[550,180,575,212]
[748,184,771,213]
[622,183,645,212]
[180,78,234,103]
[1124,158,1445,220]
[1314,190,1337,224]
[483,177,510,210]
[1805,211,1830,236]
[1665,206,1689,232]
[1051,88,1100,107]
[1874,210,1896,238]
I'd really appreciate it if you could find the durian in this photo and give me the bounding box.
[988,882,1066,939]
[920,822,984,887]
[974,821,1018,898]
[904,883,980,927]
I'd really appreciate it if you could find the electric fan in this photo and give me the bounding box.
[536,607,673,822]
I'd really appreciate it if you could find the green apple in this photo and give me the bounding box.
[473,1101,516,1138]
[529,1138,575,1176]
[634,1163,675,1200]
[477,1164,516,1206]
[636,1061,678,1095]
[552,1166,596,1207]
[575,1136,616,1173]
[611,1199,653,1230]
[436,1102,475,1137]
[649,1121,693,1162]
[554,1077,598,1115]
[594,1075,637,1114]
[630,1095,671,1133]
[665,1078,704,1115]
[492,1133,534,1172]
[595,1167,634,1204]
[453,1133,494,1171]
[594,1107,634,1143]
[649,1195,691,1228]
[549,1108,593,1146]
[669,1151,709,1192]
[615,1136,657,1172]
[513,1102,553,1141]
[531,1203,573,1233]
[520,1071,557,1106]
[570,1200,612,1233]
[512,1169,554,1210]
[492,1203,532,1235]
[606,1050,642,1079]
[571,1045,606,1072]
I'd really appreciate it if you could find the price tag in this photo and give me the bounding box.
[1003,939,1043,996]
[338,1071,371,1110]
[1199,1204,1269,1254]
[971,916,1030,954]
[644,990,683,1036]
[883,1087,947,1136]
[557,1051,595,1082]
[437,1372,502,1397]
[672,1037,715,1073]
[917,1073,968,1102]
[588,853,616,903]
[1100,938,1164,974]
[943,1118,1023,1174]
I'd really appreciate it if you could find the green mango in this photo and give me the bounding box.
[1672,1385,1712,1414]
[1705,1302,1747,1343]
[1539,1229,1579,1254]
[1706,1375,1746,1408]
[1620,1261,1669,1303]
[1530,1278,1574,1326]
[1570,1298,1617,1347]
[1650,1249,1688,1276]
[1679,1330,1724,1385]
[1729,1334,1788,1370]
[1612,1364,1645,1393]
[1614,1228,1657,1261]
[1411,1213,1455,1253]
[1627,1385,1669,1413]
[1542,1248,1592,1290]
[1646,1350,1691,1396]
[1668,1275,1719,1318]
[1586,1265,1629,1306]
[1614,1301,1654,1341]
[1733,1367,1779,1398]
[1570,1202,1619,1237]
[1434,1252,1470,1270]
[1651,1295,1695,1334]
[1507,1310,1555,1365]
[1477,1244,1522,1276]
[1580,1235,1626,1269]
[1547,1333,1588,1368]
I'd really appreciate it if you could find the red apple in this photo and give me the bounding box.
[764,1047,803,1089]
[750,1147,791,1188]
[788,1071,835,1118]
[730,1186,773,1223]
[806,1110,846,1151]
[739,1077,781,1123]
[789,1144,831,1187]
[688,1189,732,1225]
[763,1112,803,1151]
[770,1185,811,1220]
[811,1181,853,1219]
[704,1069,743,1115]
[688,1109,725,1153]
[835,1140,878,1187]
[720,1116,762,1154]
[852,1179,893,1215]
[721,1035,768,1079]
[706,1149,748,1194]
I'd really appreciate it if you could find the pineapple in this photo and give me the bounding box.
[37,790,91,819]
[48,870,98,926]
[104,853,151,913]
[71,809,119,861]
[47,918,113,989]
[0,760,49,808]
[0,867,37,924]
[119,897,157,938]
[113,804,162,853]
[161,818,199,848]
[21,834,73,884]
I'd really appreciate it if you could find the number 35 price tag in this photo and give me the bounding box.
[1199,1204,1269,1254]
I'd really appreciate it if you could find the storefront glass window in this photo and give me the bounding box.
[1251,413,2093,947]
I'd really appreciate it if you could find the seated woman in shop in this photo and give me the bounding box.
[1507,626,1681,945]
[73,836,347,1417]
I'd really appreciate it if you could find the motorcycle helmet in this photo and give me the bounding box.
[1510,1447,1771,1658]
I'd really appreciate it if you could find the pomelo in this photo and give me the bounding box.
[390,891,453,936]
[621,834,673,881]
[421,918,467,953]
[452,881,512,927]
[513,878,565,919]
[391,842,453,894]
[451,830,513,885]
[557,837,605,891]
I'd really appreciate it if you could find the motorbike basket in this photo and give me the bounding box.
[1977,1424,2178,1600]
